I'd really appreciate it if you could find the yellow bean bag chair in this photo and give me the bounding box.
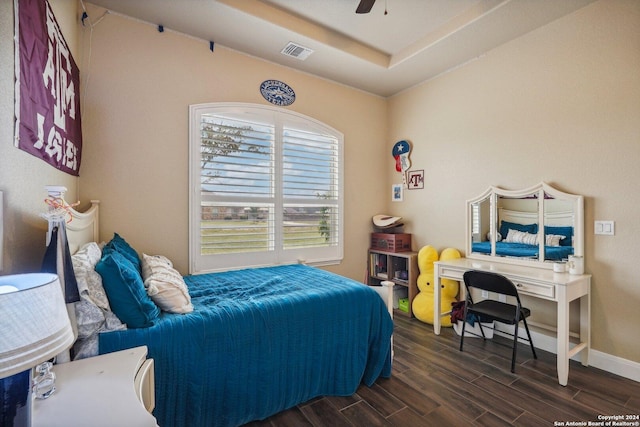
[412,246,461,326]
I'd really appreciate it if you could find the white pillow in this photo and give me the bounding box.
[72,242,111,311]
[505,229,538,245]
[141,254,194,314]
[504,230,566,247]
[545,234,565,247]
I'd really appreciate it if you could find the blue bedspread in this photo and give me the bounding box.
[99,264,393,427]
[472,241,573,261]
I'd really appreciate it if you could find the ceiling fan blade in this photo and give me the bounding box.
[356,0,376,14]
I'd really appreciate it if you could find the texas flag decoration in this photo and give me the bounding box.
[392,140,411,186]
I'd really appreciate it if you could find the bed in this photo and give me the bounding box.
[471,208,575,261]
[44,188,393,427]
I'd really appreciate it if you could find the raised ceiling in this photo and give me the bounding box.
[86,0,596,97]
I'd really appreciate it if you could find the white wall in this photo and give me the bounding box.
[76,3,388,279]
[388,0,640,363]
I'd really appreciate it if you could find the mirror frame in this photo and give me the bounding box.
[465,182,584,270]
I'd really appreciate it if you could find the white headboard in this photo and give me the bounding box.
[498,208,537,226]
[499,208,574,227]
[44,186,100,254]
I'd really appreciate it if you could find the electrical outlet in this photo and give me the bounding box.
[481,290,489,298]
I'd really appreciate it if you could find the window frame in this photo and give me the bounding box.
[189,102,344,274]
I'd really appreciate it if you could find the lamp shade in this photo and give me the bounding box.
[0,273,74,379]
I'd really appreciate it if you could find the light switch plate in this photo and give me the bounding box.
[594,220,615,235]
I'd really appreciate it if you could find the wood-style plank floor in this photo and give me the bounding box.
[246,315,640,426]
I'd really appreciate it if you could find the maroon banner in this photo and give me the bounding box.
[15,0,82,176]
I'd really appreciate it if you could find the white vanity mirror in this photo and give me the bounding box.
[466,182,583,269]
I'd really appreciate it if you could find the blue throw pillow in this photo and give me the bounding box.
[499,221,538,240]
[545,226,574,247]
[96,250,160,328]
[105,233,141,272]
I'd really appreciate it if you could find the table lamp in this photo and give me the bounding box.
[0,273,74,427]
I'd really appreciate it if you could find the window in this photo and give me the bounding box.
[472,203,480,241]
[189,103,343,273]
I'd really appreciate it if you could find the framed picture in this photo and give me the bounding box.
[407,170,424,190]
[392,184,403,202]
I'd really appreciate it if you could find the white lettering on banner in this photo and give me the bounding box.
[64,139,78,170]
[35,113,45,150]
[36,112,78,171]
[44,125,63,162]
[35,2,78,172]
[43,3,76,130]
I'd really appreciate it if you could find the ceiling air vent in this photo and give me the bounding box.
[281,42,314,61]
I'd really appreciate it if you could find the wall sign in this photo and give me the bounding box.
[407,170,424,189]
[260,80,296,106]
[15,0,82,176]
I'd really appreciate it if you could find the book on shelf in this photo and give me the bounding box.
[370,253,388,278]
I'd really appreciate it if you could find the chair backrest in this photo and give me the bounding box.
[463,270,519,298]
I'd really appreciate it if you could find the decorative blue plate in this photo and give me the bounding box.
[260,80,296,106]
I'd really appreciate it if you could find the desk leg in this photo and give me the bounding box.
[579,291,591,367]
[557,287,569,386]
[433,269,441,335]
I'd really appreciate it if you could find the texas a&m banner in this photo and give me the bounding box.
[14,0,82,176]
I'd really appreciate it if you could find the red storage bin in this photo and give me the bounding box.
[370,233,411,252]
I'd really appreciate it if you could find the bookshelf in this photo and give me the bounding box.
[367,249,418,317]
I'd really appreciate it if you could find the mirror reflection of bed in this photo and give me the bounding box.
[466,182,584,268]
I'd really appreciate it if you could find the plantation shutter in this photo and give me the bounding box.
[282,127,339,250]
[472,203,480,240]
[189,103,343,274]
[199,114,276,255]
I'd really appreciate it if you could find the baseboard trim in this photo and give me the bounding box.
[493,326,640,383]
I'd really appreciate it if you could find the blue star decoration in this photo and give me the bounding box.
[392,140,410,156]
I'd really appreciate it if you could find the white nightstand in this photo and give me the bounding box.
[33,346,158,427]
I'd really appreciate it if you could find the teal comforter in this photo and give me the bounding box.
[99,264,393,427]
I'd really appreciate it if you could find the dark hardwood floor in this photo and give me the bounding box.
[246,315,640,426]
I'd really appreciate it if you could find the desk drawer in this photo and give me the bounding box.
[514,281,555,299]
[438,267,464,281]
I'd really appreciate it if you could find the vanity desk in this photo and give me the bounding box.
[437,182,590,386]
[434,257,590,386]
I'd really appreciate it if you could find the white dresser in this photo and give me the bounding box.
[33,346,157,427]
[434,257,591,386]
